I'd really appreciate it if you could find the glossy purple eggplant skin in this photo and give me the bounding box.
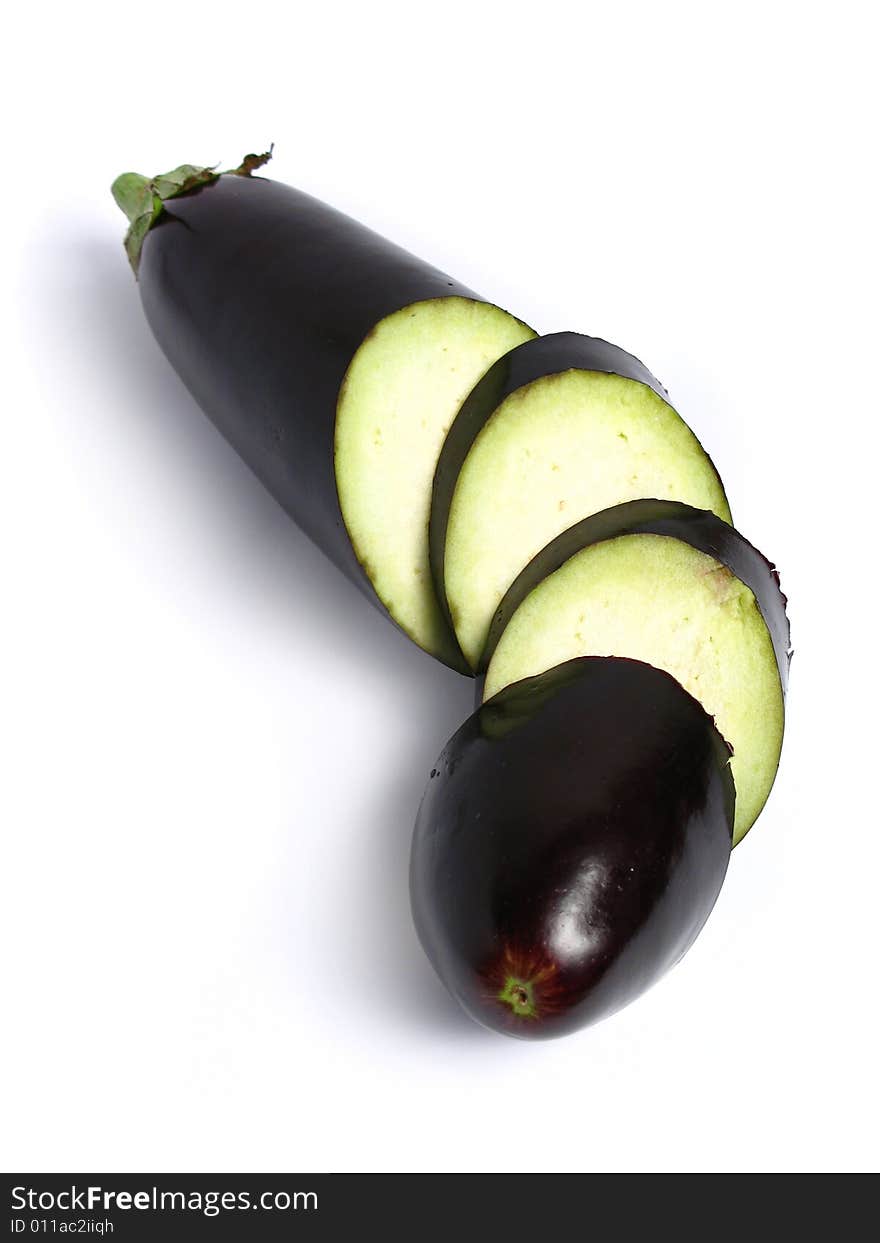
[428,331,697,635]
[481,498,791,685]
[137,172,493,652]
[411,657,735,1039]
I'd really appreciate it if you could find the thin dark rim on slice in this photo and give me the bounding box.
[481,498,791,687]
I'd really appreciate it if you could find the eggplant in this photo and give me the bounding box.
[429,332,731,669]
[411,657,735,1039]
[112,153,534,671]
[483,500,790,843]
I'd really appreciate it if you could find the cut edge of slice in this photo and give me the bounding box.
[335,296,535,671]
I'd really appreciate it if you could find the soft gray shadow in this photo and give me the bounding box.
[76,231,482,1039]
[73,233,409,664]
[354,730,491,1044]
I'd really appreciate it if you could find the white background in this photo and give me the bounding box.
[2,1,877,1173]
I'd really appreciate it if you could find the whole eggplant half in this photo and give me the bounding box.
[410,657,735,1039]
[111,152,533,671]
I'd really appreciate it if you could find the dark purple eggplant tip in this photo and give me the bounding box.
[411,656,735,1040]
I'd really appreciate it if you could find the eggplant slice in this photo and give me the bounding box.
[483,501,789,844]
[432,332,731,669]
[335,299,533,662]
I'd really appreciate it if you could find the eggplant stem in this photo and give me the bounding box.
[230,146,274,177]
[111,146,274,275]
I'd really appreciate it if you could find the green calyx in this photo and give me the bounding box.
[498,975,539,1020]
[111,146,274,275]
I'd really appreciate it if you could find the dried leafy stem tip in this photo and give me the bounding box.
[232,146,274,176]
[110,145,274,275]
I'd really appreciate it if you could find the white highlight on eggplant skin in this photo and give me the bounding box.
[485,534,784,844]
[334,297,534,664]
[547,861,610,964]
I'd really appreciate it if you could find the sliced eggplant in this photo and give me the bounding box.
[335,300,532,663]
[411,657,735,1039]
[431,332,731,669]
[113,155,534,671]
[483,500,789,843]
